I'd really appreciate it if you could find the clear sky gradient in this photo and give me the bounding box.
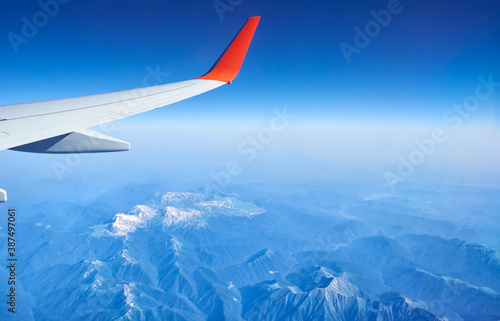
[1,0,498,124]
[0,0,499,203]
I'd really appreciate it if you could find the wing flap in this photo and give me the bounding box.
[10,129,130,153]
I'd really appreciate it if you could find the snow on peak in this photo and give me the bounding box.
[157,192,265,224]
[130,205,158,221]
[110,205,158,237]
[169,236,183,252]
[124,283,136,308]
[160,192,206,206]
[93,191,265,237]
[123,283,146,320]
[112,213,145,236]
[163,207,202,227]
[121,250,138,264]
[83,260,104,279]
[193,196,266,217]
[327,276,361,297]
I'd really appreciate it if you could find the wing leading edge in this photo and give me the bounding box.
[0,16,260,154]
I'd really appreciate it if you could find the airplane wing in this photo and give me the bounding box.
[0,16,260,202]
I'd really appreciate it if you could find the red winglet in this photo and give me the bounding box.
[198,16,260,84]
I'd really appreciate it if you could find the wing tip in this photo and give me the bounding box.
[197,16,261,83]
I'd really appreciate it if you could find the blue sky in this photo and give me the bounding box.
[1,0,498,124]
[0,0,500,209]
[0,0,499,200]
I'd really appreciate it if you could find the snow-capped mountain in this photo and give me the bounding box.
[1,185,499,321]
